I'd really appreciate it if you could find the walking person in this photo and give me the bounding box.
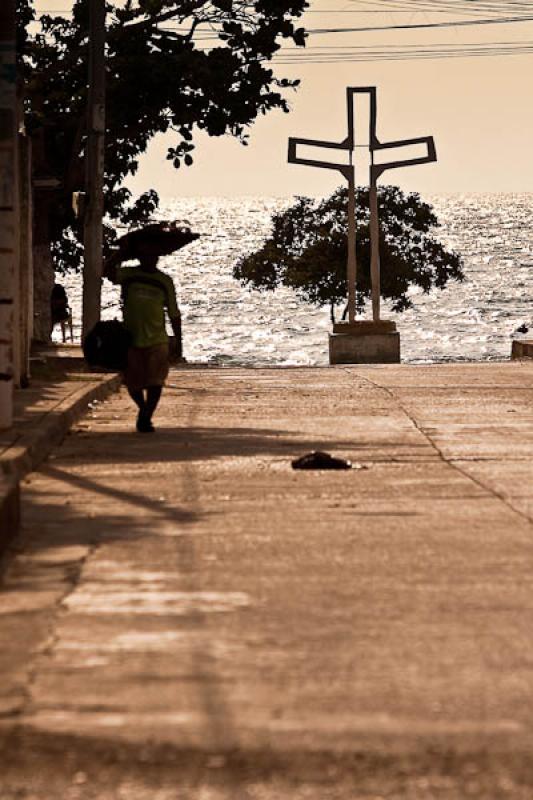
[104,235,183,433]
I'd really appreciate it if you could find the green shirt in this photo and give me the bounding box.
[116,266,179,349]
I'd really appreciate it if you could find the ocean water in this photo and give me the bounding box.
[59,193,533,365]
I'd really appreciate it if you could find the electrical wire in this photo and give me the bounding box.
[31,2,533,64]
[297,16,533,34]
[273,42,533,63]
[155,14,533,40]
[351,0,533,12]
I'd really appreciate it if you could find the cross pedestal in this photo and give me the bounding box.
[288,86,436,364]
[329,320,400,365]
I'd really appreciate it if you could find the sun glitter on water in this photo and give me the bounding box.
[57,193,533,365]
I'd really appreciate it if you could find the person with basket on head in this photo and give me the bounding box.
[103,223,198,433]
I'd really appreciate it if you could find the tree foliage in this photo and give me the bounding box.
[16,0,308,271]
[233,186,464,320]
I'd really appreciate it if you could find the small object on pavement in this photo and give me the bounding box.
[291,451,352,470]
[515,323,529,335]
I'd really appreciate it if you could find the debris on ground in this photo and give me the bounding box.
[291,451,353,470]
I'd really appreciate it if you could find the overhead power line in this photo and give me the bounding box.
[306,16,533,34]
[30,3,533,64]
[272,41,533,64]
[156,13,533,40]
[351,0,533,11]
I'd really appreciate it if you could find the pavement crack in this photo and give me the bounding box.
[352,370,533,527]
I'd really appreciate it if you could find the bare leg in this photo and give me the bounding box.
[133,386,161,433]
[128,388,146,412]
[145,385,163,422]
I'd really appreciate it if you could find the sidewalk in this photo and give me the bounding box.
[1,361,533,798]
[0,350,120,553]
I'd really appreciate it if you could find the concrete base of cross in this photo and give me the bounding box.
[329,320,400,365]
[511,339,533,360]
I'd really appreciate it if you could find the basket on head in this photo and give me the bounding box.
[118,222,200,259]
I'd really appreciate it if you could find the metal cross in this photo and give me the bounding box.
[288,86,437,324]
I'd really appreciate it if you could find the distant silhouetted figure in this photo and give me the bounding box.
[104,246,182,433]
[51,283,73,342]
[103,223,198,434]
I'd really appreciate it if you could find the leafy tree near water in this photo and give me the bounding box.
[233,186,465,323]
[16,0,308,336]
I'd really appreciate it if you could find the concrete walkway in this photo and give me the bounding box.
[0,357,120,553]
[2,362,533,799]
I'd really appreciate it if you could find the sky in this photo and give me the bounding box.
[33,0,533,198]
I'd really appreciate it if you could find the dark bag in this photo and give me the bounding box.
[83,320,132,370]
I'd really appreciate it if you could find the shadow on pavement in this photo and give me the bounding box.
[0,460,260,800]
[2,725,533,799]
[42,463,201,526]
[59,425,423,465]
